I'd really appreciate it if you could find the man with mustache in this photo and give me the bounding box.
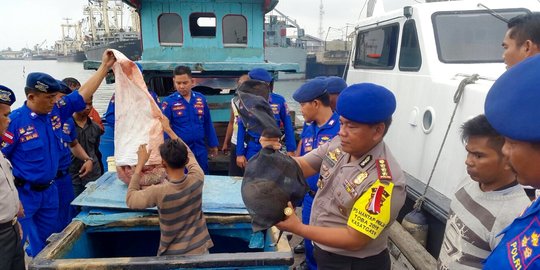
[261,83,406,270]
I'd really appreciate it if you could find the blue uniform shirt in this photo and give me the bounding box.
[103,90,160,126]
[299,112,340,192]
[483,199,540,269]
[2,92,86,183]
[269,93,296,152]
[58,118,77,171]
[161,91,218,147]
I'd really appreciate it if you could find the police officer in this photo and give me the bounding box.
[325,76,347,111]
[483,54,540,269]
[292,78,341,270]
[53,80,94,232]
[0,85,25,270]
[161,66,219,174]
[262,83,407,270]
[1,51,116,256]
[248,68,296,156]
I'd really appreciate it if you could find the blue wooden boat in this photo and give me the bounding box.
[29,173,293,269]
[86,0,299,173]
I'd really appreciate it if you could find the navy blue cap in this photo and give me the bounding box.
[248,68,273,83]
[56,80,72,95]
[135,62,143,72]
[26,72,60,93]
[326,76,347,94]
[336,83,396,124]
[293,78,328,103]
[0,85,16,106]
[485,54,540,141]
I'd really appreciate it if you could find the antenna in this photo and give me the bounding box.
[318,0,325,39]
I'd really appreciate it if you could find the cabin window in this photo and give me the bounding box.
[190,13,217,37]
[399,20,421,71]
[353,24,399,69]
[158,13,183,45]
[223,15,248,47]
[432,9,529,63]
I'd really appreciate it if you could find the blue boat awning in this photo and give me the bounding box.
[84,60,299,73]
[72,172,248,215]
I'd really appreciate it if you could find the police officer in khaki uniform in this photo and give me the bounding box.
[0,85,25,270]
[263,83,407,270]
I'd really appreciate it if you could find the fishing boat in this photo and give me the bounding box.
[30,173,292,269]
[345,0,540,257]
[85,0,299,174]
[29,1,300,269]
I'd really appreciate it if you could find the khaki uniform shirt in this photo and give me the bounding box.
[304,137,406,258]
[0,154,18,223]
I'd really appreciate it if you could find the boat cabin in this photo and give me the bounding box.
[85,0,298,97]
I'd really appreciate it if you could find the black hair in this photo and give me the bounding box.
[62,77,81,90]
[173,66,192,78]
[237,79,270,100]
[507,13,540,46]
[314,92,331,107]
[368,117,393,136]
[159,139,189,169]
[461,114,505,153]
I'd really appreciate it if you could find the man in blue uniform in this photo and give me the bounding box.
[292,78,340,270]
[53,81,95,232]
[1,51,116,256]
[0,85,25,270]
[325,76,347,111]
[248,68,296,156]
[483,54,540,269]
[161,66,219,174]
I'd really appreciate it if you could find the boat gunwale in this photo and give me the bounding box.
[31,220,293,270]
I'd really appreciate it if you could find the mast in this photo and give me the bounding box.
[102,0,111,37]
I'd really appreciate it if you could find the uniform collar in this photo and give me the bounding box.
[319,112,339,130]
[22,102,41,119]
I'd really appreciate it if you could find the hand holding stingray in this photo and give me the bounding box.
[108,49,166,187]
[236,80,308,231]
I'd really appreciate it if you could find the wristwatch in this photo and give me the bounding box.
[84,157,94,163]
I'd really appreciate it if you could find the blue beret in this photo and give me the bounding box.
[56,80,72,95]
[135,62,143,72]
[293,79,328,103]
[248,68,273,83]
[485,54,540,141]
[26,72,60,93]
[0,85,16,106]
[326,76,347,94]
[336,83,396,124]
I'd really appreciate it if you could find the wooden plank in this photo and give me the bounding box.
[388,222,437,270]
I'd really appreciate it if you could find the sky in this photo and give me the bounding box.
[0,0,361,51]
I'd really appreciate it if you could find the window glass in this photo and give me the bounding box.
[399,20,421,71]
[190,13,217,37]
[223,15,247,45]
[354,24,399,69]
[158,13,183,44]
[433,9,528,63]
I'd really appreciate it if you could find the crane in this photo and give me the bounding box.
[34,39,47,55]
[273,9,304,38]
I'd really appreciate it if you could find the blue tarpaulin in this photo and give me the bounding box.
[72,172,248,214]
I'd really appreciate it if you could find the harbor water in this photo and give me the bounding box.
[0,60,305,116]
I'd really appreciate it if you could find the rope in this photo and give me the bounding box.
[413,74,480,211]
